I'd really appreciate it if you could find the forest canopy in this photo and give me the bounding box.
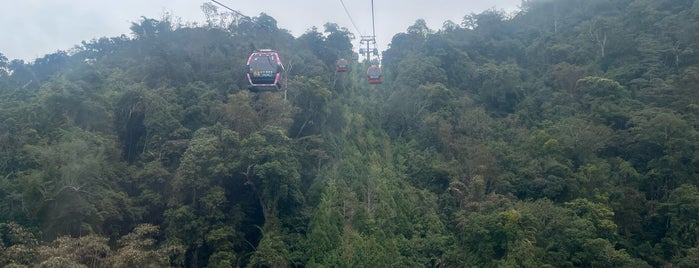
[1,0,699,267]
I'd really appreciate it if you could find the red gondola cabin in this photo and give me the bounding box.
[367,65,382,84]
[336,58,349,72]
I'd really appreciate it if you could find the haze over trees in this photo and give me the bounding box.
[1,0,699,266]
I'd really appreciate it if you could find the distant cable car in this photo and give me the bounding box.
[336,58,349,72]
[367,65,382,84]
[247,49,284,92]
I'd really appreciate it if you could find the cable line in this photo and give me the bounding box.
[356,0,379,63]
[371,0,376,38]
[210,0,252,21]
[339,0,365,37]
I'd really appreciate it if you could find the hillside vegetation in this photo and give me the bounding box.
[1,0,699,267]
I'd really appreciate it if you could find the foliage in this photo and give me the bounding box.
[2,0,699,266]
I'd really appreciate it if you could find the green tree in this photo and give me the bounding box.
[289,76,332,138]
[20,128,125,238]
[474,63,524,115]
[240,127,303,225]
[304,181,343,265]
[165,124,242,267]
[575,76,633,128]
[0,222,39,266]
[111,224,185,268]
[37,235,110,268]
[662,185,699,260]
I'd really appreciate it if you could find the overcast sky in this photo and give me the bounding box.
[1,0,521,62]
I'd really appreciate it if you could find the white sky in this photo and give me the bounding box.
[0,0,521,62]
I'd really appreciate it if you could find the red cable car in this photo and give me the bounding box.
[246,49,284,92]
[336,58,349,72]
[367,65,382,84]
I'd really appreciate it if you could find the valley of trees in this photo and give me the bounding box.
[2,0,699,266]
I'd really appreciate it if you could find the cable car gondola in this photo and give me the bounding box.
[336,58,349,72]
[247,49,284,92]
[367,65,382,84]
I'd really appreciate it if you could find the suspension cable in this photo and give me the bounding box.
[370,0,380,63]
[210,0,252,21]
[371,0,376,38]
[339,0,365,37]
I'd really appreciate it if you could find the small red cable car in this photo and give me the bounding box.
[367,65,382,84]
[336,58,349,72]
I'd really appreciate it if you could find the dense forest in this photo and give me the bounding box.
[1,0,699,266]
